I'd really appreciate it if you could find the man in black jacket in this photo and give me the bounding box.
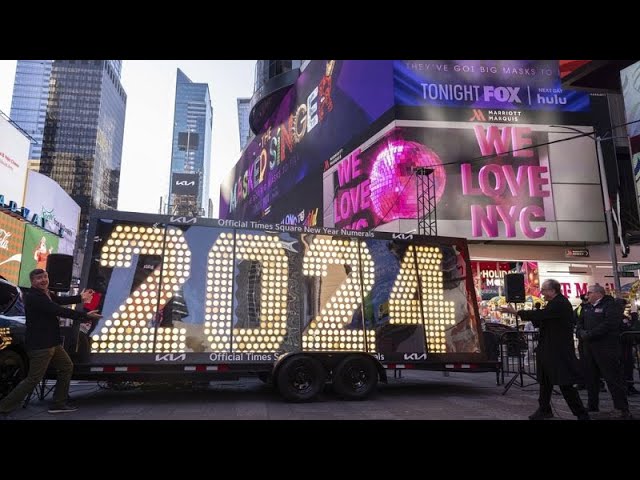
[576,284,631,419]
[502,279,589,420]
[0,269,101,415]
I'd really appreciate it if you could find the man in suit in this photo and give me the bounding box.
[502,279,590,420]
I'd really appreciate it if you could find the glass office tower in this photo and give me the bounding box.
[40,60,127,274]
[10,60,53,161]
[168,68,212,216]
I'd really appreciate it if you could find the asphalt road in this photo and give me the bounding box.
[3,370,639,420]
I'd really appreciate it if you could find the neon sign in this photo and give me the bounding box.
[229,61,336,213]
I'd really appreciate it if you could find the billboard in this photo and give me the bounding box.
[559,60,592,79]
[18,224,60,288]
[323,121,606,242]
[171,172,199,196]
[394,60,591,124]
[0,213,26,284]
[621,62,640,219]
[221,60,595,233]
[23,171,80,256]
[219,60,395,222]
[0,115,30,206]
[621,61,640,140]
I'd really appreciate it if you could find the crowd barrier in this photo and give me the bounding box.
[620,331,640,386]
[491,329,640,386]
[496,331,539,386]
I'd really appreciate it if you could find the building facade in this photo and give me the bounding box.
[10,60,53,161]
[168,68,212,217]
[39,60,127,274]
[221,60,640,313]
[237,97,252,150]
[253,60,302,93]
[108,60,123,78]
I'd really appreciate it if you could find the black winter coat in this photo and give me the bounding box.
[24,289,89,349]
[518,294,583,385]
[576,295,623,349]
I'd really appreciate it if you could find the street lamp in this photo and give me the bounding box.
[551,125,626,293]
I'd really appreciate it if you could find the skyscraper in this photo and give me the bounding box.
[9,60,53,161]
[39,60,127,274]
[168,68,212,217]
[237,98,252,150]
[109,60,123,78]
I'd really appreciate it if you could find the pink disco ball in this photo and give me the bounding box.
[369,140,446,222]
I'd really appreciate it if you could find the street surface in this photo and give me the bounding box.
[3,370,639,420]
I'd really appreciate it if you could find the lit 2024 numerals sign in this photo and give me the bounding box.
[92,226,455,353]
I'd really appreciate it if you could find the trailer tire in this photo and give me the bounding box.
[276,355,325,402]
[0,349,27,400]
[332,355,378,400]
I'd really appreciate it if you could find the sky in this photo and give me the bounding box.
[0,60,256,217]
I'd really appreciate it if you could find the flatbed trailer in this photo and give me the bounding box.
[0,210,496,401]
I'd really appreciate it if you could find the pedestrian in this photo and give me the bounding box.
[621,311,639,395]
[575,294,606,392]
[576,284,632,419]
[0,269,101,415]
[501,279,590,420]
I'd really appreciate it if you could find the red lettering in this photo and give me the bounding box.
[575,283,587,296]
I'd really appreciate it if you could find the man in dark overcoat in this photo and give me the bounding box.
[576,284,631,419]
[502,279,589,420]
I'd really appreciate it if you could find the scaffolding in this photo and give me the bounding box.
[415,167,437,236]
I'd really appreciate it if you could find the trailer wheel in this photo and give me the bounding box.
[332,355,378,400]
[276,355,325,402]
[0,349,26,400]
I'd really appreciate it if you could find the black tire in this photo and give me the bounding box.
[276,355,325,402]
[332,355,378,400]
[0,349,27,400]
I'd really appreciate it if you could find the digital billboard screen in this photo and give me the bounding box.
[0,213,26,285]
[219,60,395,223]
[0,115,30,206]
[394,60,591,120]
[23,170,80,257]
[171,173,199,196]
[323,121,605,242]
[18,224,60,288]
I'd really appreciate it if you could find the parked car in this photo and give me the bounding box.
[0,277,27,399]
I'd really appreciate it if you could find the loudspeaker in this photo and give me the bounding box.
[504,273,525,303]
[46,254,73,292]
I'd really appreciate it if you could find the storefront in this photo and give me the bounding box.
[468,242,640,325]
[470,260,541,325]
